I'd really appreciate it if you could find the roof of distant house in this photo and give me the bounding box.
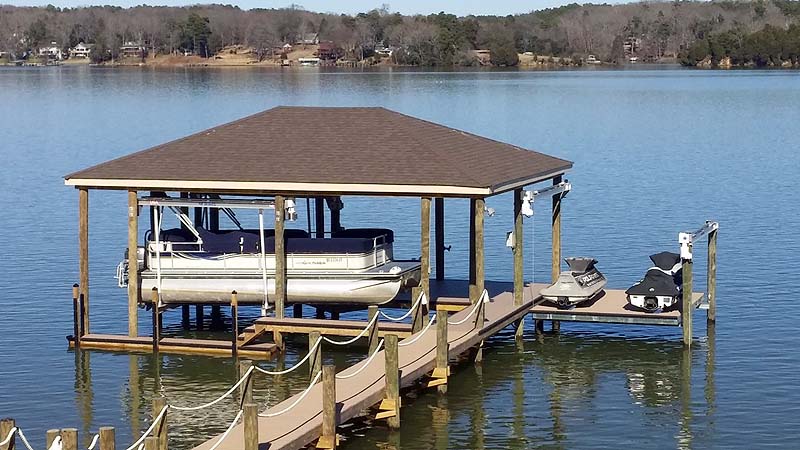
[65,106,572,197]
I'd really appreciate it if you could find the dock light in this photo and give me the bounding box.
[521,191,535,218]
[285,198,298,221]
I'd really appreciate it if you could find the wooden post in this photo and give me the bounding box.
[293,304,303,318]
[78,188,90,334]
[144,437,158,450]
[434,197,445,281]
[682,257,693,347]
[231,291,239,358]
[315,197,325,238]
[128,190,139,337]
[411,287,423,334]
[551,175,562,333]
[151,288,159,352]
[435,309,449,394]
[513,188,525,339]
[367,306,379,355]
[320,365,337,449]
[240,360,254,405]
[330,198,342,234]
[0,418,15,450]
[45,430,60,449]
[181,305,190,329]
[195,305,204,330]
[243,403,258,450]
[72,284,81,344]
[473,198,485,363]
[384,334,400,429]
[309,331,322,381]
[707,228,718,323]
[468,199,476,300]
[211,305,222,330]
[98,427,115,450]
[152,396,167,450]
[420,197,431,323]
[274,195,286,350]
[60,429,77,450]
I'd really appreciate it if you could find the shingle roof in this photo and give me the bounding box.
[65,106,572,196]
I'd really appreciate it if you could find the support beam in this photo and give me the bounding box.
[434,197,445,281]
[231,292,239,358]
[383,334,401,429]
[320,365,338,449]
[469,200,476,299]
[435,309,449,394]
[209,206,219,232]
[181,305,190,329]
[551,176,563,333]
[79,188,90,334]
[420,197,431,323]
[274,195,286,350]
[195,305,204,330]
[315,197,325,238]
[513,188,525,339]
[707,228,718,323]
[473,198,485,363]
[128,191,139,337]
[682,258,693,347]
[243,403,258,450]
[330,201,342,234]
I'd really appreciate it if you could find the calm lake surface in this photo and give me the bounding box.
[1,66,799,449]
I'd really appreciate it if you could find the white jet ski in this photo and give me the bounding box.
[540,257,607,309]
[625,251,683,312]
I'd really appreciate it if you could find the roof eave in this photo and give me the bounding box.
[489,164,573,195]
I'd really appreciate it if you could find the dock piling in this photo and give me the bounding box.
[319,365,337,449]
[274,195,286,351]
[128,190,139,338]
[420,197,431,324]
[150,288,159,352]
[513,188,524,339]
[243,404,258,450]
[45,429,60,449]
[381,334,401,429]
[99,427,115,450]
[240,360,254,405]
[231,291,239,358]
[181,306,190,329]
[0,418,15,450]
[707,227,718,323]
[309,331,322,381]
[682,256,693,347]
[72,284,81,346]
[144,436,158,450]
[367,306,379,355]
[152,396,167,450]
[433,309,449,394]
[61,428,77,450]
[195,305,204,330]
[551,175,563,333]
[293,304,303,319]
[434,197,445,281]
[211,305,222,330]
[78,188,89,335]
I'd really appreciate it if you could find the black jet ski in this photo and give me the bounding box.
[626,251,683,312]
[540,257,607,309]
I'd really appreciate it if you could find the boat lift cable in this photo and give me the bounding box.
[123,406,168,450]
[258,372,322,418]
[253,338,323,376]
[447,289,490,326]
[335,338,385,380]
[206,409,243,450]
[322,313,380,346]
[170,366,255,412]
[378,291,427,322]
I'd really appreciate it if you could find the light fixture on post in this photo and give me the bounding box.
[285,197,298,221]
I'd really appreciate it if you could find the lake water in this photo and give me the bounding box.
[1,66,799,449]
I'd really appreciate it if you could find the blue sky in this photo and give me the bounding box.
[2,1,578,16]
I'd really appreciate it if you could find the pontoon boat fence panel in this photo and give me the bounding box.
[139,197,277,210]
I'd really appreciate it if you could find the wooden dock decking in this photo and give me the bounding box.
[193,290,536,450]
[68,334,278,358]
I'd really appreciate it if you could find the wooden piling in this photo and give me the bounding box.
[320,365,337,449]
[434,197,445,281]
[707,228,718,323]
[61,429,77,450]
[151,288,159,352]
[99,427,115,450]
[513,188,525,339]
[309,331,322,381]
[231,291,239,358]
[243,403,258,450]
[383,334,401,429]
[45,430,60,449]
[128,190,139,337]
[274,195,286,350]
[72,284,81,345]
[682,256,693,347]
[420,197,431,321]
[411,287,423,334]
[468,199,476,300]
[474,198,485,363]
[152,396,167,450]
[293,304,303,319]
[181,306,190,329]
[240,360,254,405]
[434,310,449,394]
[315,198,325,238]
[78,188,90,334]
[0,418,15,450]
[144,436,158,450]
[367,306,379,355]
[195,305,204,330]
[551,176,563,333]
[211,305,222,330]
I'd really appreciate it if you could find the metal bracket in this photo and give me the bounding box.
[522,180,572,218]
[679,220,719,260]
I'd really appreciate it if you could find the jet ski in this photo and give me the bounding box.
[625,251,683,312]
[540,257,607,309]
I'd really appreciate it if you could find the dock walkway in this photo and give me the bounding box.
[193,289,536,450]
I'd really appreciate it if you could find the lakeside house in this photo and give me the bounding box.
[120,41,146,59]
[316,41,343,61]
[38,41,63,60]
[69,42,94,59]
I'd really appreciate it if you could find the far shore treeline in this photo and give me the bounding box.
[1,1,800,68]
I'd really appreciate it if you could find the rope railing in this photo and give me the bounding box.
[447,289,489,326]
[322,313,379,346]
[86,435,99,450]
[335,339,385,380]
[170,366,254,412]
[14,428,37,450]
[379,291,427,322]
[206,409,243,450]
[398,315,436,347]
[254,337,322,376]
[0,427,16,447]
[258,371,322,418]
[123,405,168,450]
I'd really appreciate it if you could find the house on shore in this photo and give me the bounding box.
[38,41,63,60]
[69,42,94,59]
[120,41,146,59]
[316,41,343,61]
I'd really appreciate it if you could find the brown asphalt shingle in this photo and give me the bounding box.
[65,106,572,194]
